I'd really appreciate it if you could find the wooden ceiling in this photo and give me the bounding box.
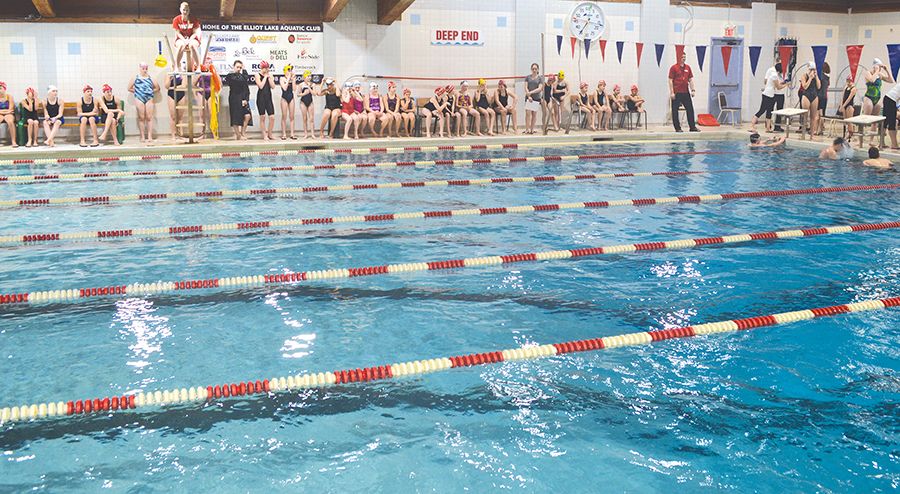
[670,0,899,14]
[2,0,416,24]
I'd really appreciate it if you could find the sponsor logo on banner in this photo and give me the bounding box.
[270,49,289,61]
[431,30,483,46]
[250,35,277,44]
[288,35,296,43]
[298,48,320,60]
[208,45,226,61]
[214,35,240,43]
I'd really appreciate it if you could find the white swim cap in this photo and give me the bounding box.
[808,61,816,70]
[369,81,378,89]
[47,85,58,92]
[873,58,884,67]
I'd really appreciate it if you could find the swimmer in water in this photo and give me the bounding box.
[819,137,849,160]
[749,133,786,148]
[862,147,892,169]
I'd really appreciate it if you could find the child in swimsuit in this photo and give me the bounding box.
[98,84,125,145]
[129,62,159,142]
[0,82,16,148]
[21,87,39,147]
[280,65,297,139]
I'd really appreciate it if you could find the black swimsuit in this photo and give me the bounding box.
[81,97,95,120]
[801,77,818,102]
[841,87,854,109]
[498,92,509,107]
[580,93,589,105]
[299,83,313,107]
[476,93,490,109]
[282,79,294,103]
[325,92,341,110]
[543,85,552,103]
[257,76,275,116]
[22,101,38,121]
[100,96,117,123]
[167,75,185,102]
[553,82,567,103]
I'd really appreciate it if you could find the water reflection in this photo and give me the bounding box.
[113,298,171,373]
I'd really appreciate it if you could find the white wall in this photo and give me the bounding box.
[1,0,899,134]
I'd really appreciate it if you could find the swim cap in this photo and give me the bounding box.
[478,78,486,86]
[139,62,149,69]
[580,82,588,89]
[387,81,396,88]
[498,80,506,87]
[435,86,445,95]
[302,70,311,78]
[102,84,112,92]
[631,84,638,92]
[259,60,270,69]
[847,75,854,82]
[352,81,362,88]
[547,74,556,82]
[403,88,411,94]
[370,81,379,89]
[26,87,35,95]
[47,85,58,92]
[283,64,293,74]
[749,132,760,143]
[325,78,334,85]
[83,85,93,92]
[444,84,454,92]
[598,80,606,85]
[613,84,620,91]
[558,70,565,79]
[808,61,816,70]
[873,58,884,67]
[460,80,469,87]
[0,82,5,90]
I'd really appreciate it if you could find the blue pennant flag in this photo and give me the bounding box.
[616,41,625,64]
[695,45,707,71]
[812,45,828,78]
[584,39,591,58]
[888,44,900,81]
[655,44,665,67]
[556,35,563,56]
[749,46,762,75]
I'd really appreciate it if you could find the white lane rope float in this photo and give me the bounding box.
[0,139,719,168]
[1,183,896,247]
[0,295,896,424]
[1,219,897,306]
[0,164,828,209]
[0,151,728,184]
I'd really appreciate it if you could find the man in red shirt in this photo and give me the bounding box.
[668,52,699,132]
[172,2,201,71]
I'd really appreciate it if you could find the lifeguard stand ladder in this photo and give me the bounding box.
[163,34,212,144]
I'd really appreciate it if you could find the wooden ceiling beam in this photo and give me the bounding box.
[323,0,351,22]
[377,0,416,25]
[31,0,56,17]
[220,0,237,19]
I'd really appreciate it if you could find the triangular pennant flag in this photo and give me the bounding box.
[635,42,644,68]
[584,39,591,59]
[599,39,607,62]
[846,45,863,82]
[616,41,625,64]
[570,37,577,58]
[675,44,685,63]
[556,35,563,56]
[721,45,733,76]
[655,44,665,67]
[749,46,762,76]
[812,46,828,78]
[695,45,707,72]
[888,44,900,81]
[778,45,794,77]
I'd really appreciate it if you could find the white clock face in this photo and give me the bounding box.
[569,2,606,41]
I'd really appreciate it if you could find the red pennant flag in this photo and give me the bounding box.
[570,37,577,58]
[635,42,644,68]
[778,45,794,77]
[721,45,733,75]
[675,44,685,63]
[599,39,607,62]
[846,45,863,82]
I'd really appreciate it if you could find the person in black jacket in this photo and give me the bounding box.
[223,60,253,140]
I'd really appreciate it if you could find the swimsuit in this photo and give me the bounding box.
[865,77,882,104]
[353,97,364,113]
[22,101,38,121]
[580,93,589,105]
[167,75,185,102]
[299,82,313,107]
[476,93,489,109]
[325,93,341,110]
[400,99,414,113]
[81,97,97,123]
[424,100,437,112]
[386,95,398,112]
[45,99,64,124]
[134,75,154,104]
[801,77,818,102]
[368,96,381,112]
[256,76,275,116]
[553,83,566,103]
[543,85,552,103]
[342,99,355,115]
[199,75,211,100]
[282,79,294,103]
[0,100,8,110]
[841,87,855,110]
[497,92,509,107]
[100,96,118,123]
[457,95,471,108]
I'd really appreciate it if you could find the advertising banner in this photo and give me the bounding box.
[202,23,324,81]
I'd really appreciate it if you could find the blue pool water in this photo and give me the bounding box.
[0,140,898,492]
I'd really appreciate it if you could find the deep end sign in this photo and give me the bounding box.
[431,29,483,46]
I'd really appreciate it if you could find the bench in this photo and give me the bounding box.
[13,101,125,145]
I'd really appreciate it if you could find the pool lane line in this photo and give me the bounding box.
[1,295,896,424]
[0,151,728,184]
[0,139,715,167]
[3,183,897,247]
[1,219,897,307]
[0,164,828,209]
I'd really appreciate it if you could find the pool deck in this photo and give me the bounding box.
[0,123,897,162]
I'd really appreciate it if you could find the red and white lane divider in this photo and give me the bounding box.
[0,151,727,184]
[0,165,824,209]
[3,183,897,247]
[1,295,896,424]
[0,140,710,167]
[1,219,897,306]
